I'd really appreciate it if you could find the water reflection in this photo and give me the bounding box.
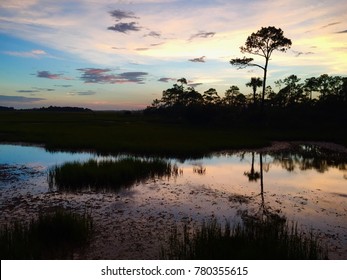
[270,145,347,174]
[1,143,347,258]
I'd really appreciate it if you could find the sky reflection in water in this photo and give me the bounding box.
[1,143,346,258]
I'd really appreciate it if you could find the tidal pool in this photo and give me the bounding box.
[0,143,346,259]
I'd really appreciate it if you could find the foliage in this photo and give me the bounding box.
[161,217,328,260]
[230,26,292,108]
[0,209,93,259]
[48,158,178,191]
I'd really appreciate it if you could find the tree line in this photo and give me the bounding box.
[145,26,346,125]
[146,74,347,110]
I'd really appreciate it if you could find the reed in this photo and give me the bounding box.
[0,209,93,259]
[48,157,178,191]
[161,218,328,260]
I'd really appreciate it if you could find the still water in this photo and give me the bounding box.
[0,143,346,259]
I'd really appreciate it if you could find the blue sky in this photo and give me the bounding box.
[0,0,346,110]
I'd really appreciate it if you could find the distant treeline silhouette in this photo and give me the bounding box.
[145,74,347,125]
[0,106,15,111]
[0,106,92,112]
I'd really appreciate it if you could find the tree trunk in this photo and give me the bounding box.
[261,58,269,111]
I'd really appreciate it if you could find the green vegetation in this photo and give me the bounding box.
[48,157,177,191]
[0,109,346,158]
[0,110,272,157]
[161,217,328,260]
[0,209,93,259]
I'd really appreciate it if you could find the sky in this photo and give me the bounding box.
[0,0,346,110]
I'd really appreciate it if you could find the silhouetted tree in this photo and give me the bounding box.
[246,77,263,105]
[203,88,221,105]
[304,76,319,101]
[316,74,343,100]
[275,75,305,105]
[230,26,292,109]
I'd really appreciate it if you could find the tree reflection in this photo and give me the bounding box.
[270,145,347,174]
[244,152,260,182]
[243,152,281,222]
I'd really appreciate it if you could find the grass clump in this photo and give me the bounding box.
[0,209,93,259]
[162,217,328,260]
[48,157,178,191]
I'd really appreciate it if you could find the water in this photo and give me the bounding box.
[0,143,346,259]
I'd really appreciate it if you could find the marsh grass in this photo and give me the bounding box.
[0,209,93,259]
[162,217,328,260]
[48,157,178,191]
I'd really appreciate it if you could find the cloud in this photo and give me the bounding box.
[189,31,215,41]
[54,85,72,88]
[135,47,149,51]
[78,68,112,83]
[4,49,48,58]
[16,90,40,93]
[189,56,206,63]
[109,10,138,21]
[292,50,315,57]
[144,31,161,38]
[107,22,142,33]
[36,71,70,80]
[118,72,148,83]
[77,90,96,96]
[33,87,55,91]
[158,77,176,83]
[0,95,45,103]
[336,30,347,33]
[188,83,203,88]
[150,42,164,47]
[321,22,341,29]
[78,68,148,84]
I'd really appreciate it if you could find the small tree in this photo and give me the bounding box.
[246,77,263,105]
[230,26,292,109]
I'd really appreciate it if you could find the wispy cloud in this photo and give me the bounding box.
[36,71,70,80]
[150,42,164,47]
[37,71,62,79]
[321,22,341,29]
[336,29,347,33]
[0,95,45,102]
[77,90,96,96]
[4,49,48,58]
[144,31,161,38]
[135,47,149,51]
[78,68,148,84]
[189,56,206,63]
[292,50,315,57]
[108,22,142,33]
[16,90,40,93]
[119,72,148,84]
[54,84,72,88]
[33,87,55,91]
[158,77,176,83]
[189,31,215,41]
[109,10,138,21]
[188,83,203,88]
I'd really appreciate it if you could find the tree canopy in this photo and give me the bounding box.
[230,26,292,109]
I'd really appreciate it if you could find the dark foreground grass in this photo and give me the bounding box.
[161,218,328,260]
[0,111,346,157]
[0,209,93,259]
[48,157,178,191]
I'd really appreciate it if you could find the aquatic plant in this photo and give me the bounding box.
[161,217,328,260]
[48,157,178,191]
[0,209,93,259]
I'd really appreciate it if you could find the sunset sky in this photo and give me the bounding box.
[1,0,346,110]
